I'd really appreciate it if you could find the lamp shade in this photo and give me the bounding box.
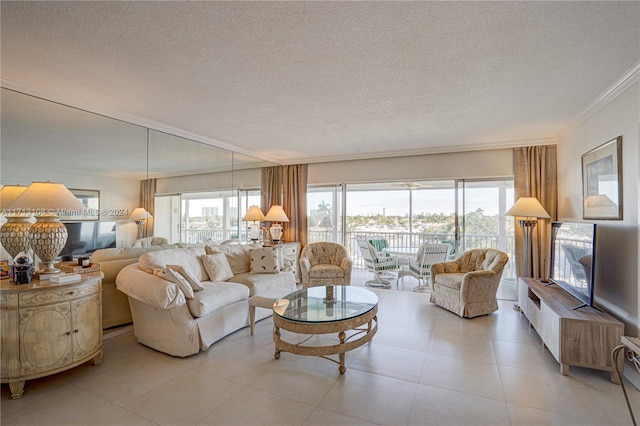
[129,207,153,221]
[505,197,550,219]
[0,185,28,213]
[265,205,289,223]
[6,181,86,214]
[242,205,265,222]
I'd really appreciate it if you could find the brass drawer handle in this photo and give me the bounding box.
[64,291,75,296]
[65,331,71,335]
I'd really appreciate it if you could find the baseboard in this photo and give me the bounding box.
[103,324,134,340]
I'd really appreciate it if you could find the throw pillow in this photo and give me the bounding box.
[200,253,234,282]
[250,247,280,274]
[162,267,195,298]
[206,243,259,275]
[166,264,205,291]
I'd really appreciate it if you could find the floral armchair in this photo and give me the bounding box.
[429,248,509,318]
[299,242,353,288]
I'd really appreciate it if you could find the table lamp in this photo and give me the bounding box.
[129,207,153,240]
[265,205,289,243]
[242,205,265,241]
[0,185,33,260]
[506,197,550,310]
[6,181,87,273]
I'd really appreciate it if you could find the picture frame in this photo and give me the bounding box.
[59,189,100,221]
[582,136,622,220]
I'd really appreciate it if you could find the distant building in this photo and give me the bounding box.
[202,207,218,217]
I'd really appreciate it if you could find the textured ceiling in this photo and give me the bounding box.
[1,1,639,165]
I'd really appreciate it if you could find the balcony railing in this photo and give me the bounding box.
[179,228,515,278]
[309,230,516,278]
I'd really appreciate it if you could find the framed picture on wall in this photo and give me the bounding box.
[581,136,622,220]
[59,189,100,221]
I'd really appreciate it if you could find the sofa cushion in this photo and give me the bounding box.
[200,253,234,282]
[138,246,208,280]
[186,281,250,318]
[161,268,195,298]
[434,273,464,291]
[166,264,205,291]
[250,247,279,274]
[206,243,260,275]
[230,271,296,296]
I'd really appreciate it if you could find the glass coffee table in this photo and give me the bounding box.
[272,285,378,374]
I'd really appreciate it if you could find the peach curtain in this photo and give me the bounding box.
[513,146,558,278]
[139,178,156,237]
[261,165,308,245]
[282,164,308,246]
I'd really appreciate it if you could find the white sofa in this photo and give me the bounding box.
[91,244,178,329]
[116,244,296,356]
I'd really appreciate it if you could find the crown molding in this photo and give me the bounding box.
[281,137,557,165]
[0,78,282,165]
[557,61,640,138]
[2,77,558,167]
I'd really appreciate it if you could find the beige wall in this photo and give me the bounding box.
[308,148,513,185]
[557,81,639,339]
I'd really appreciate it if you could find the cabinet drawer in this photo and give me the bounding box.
[19,282,99,307]
[1,292,19,308]
[282,245,298,256]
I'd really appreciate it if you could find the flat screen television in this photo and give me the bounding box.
[58,221,117,258]
[549,221,597,310]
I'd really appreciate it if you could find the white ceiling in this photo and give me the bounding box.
[1,1,639,165]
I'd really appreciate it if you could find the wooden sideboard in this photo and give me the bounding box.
[1,273,104,399]
[518,277,623,382]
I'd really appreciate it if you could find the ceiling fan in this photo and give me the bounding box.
[390,182,428,190]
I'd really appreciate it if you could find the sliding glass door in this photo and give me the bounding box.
[458,179,516,282]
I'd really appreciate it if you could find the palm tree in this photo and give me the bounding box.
[317,200,331,216]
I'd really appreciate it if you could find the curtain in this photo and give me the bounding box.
[139,178,156,237]
[282,164,308,245]
[513,146,558,278]
[261,166,282,213]
[261,164,308,245]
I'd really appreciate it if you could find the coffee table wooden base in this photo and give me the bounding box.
[273,305,378,374]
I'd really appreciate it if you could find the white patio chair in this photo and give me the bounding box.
[356,239,398,289]
[405,243,452,292]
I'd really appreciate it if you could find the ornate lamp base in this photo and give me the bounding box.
[30,215,68,273]
[0,216,33,259]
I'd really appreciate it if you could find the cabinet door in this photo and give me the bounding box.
[1,308,20,379]
[71,293,102,361]
[540,302,560,361]
[19,301,72,375]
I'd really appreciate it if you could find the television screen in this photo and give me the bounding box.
[550,221,596,309]
[59,222,117,257]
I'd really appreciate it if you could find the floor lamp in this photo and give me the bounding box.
[506,197,550,311]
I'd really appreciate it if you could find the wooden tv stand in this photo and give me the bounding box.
[518,278,623,383]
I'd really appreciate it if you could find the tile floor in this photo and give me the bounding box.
[2,269,638,425]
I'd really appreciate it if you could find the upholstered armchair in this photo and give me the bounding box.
[429,248,509,318]
[299,242,353,288]
[132,236,169,248]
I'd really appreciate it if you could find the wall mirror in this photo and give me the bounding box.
[1,88,277,247]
